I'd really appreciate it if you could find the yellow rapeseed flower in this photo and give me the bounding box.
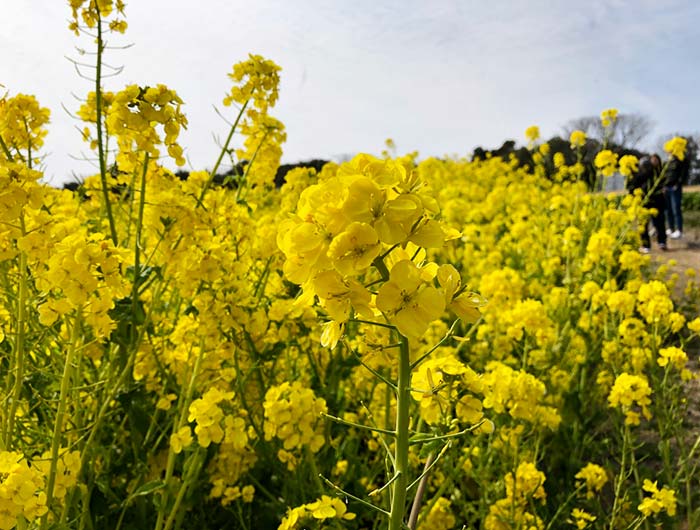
[376,260,445,339]
[663,136,687,161]
[600,108,618,127]
[618,154,638,177]
[575,463,608,498]
[525,125,540,144]
[594,150,618,177]
[608,372,652,426]
[569,129,587,148]
[638,479,677,517]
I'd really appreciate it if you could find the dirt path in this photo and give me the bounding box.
[650,227,700,275]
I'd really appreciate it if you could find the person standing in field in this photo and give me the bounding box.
[629,156,666,253]
[646,154,668,250]
[665,149,689,239]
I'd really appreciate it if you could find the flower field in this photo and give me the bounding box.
[2,2,700,529]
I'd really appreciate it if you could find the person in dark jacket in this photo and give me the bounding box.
[630,156,667,252]
[664,154,689,239]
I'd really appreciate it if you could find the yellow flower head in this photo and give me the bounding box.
[418,497,456,530]
[569,508,596,529]
[638,480,677,517]
[376,260,445,338]
[68,0,127,35]
[608,372,652,426]
[553,152,566,168]
[106,84,188,171]
[600,108,618,127]
[0,93,50,157]
[505,462,547,501]
[618,154,638,177]
[575,463,608,498]
[223,54,281,115]
[525,125,540,144]
[657,346,688,371]
[327,221,381,275]
[263,382,327,466]
[570,129,587,148]
[594,150,618,177]
[663,136,687,161]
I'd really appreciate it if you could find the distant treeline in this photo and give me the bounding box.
[62,136,699,194]
[472,136,700,188]
[62,159,330,193]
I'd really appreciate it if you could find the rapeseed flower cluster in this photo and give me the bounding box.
[663,136,687,161]
[638,479,677,517]
[222,54,286,193]
[0,93,50,160]
[417,497,456,530]
[106,84,188,171]
[410,353,486,427]
[0,452,47,529]
[608,373,652,426]
[485,462,546,530]
[188,387,234,448]
[569,130,587,148]
[618,154,638,177]
[33,229,130,336]
[68,0,127,34]
[278,495,356,530]
[594,149,618,177]
[278,153,477,347]
[600,108,618,127]
[263,382,327,469]
[575,463,608,499]
[568,508,596,529]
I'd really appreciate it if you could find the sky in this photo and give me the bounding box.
[3,0,700,186]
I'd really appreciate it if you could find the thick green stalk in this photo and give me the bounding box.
[389,334,411,530]
[42,314,82,527]
[94,14,119,246]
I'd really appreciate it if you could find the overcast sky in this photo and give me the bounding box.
[4,0,700,186]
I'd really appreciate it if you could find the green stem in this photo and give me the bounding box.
[131,153,150,342]
[42,313,82,527]
[305,447,325,494]
[322,412,396,436]
[236,129,270,202]
[94,14,118,246]
[162,450,204,530]
[154,342,207,530]
[5,218,28,449]
[410,319,460,370]
[544,485,585,530]
[79,277,166,476]
[320,475,390,516]
[372,257,391,281]
[609,425,629,530]
[198,99,249,205]
[0,134,14,161]
[407,451,438,530]
[389,334,411,530]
